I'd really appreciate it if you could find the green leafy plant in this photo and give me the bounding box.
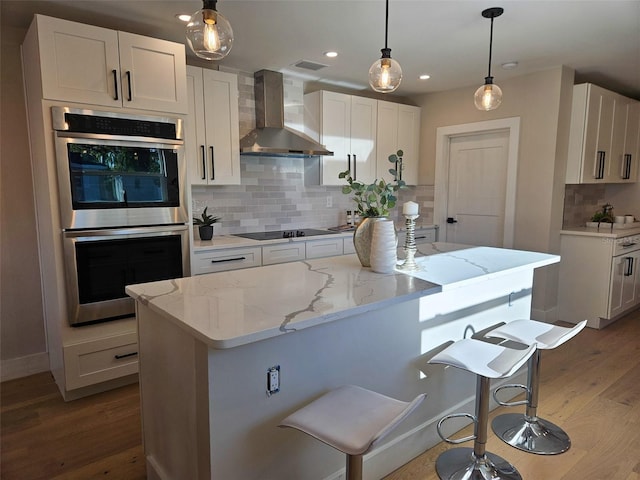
[339,150,406,217]
[193,206,220,226]
[590,203,614,223]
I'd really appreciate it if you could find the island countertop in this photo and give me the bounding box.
[126,242,559,349]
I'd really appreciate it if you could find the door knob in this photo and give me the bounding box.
[447,217,458,224]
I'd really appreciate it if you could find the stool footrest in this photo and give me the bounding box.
[437,412,476,444]
[494,383,529,407]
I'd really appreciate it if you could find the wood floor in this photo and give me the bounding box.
[2,309,639,480]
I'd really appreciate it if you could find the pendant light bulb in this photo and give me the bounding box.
[186,0,233,61]
[369,0,402,93]
[475,7,504,111]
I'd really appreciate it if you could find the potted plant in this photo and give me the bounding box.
[339,150,406,266]
[193,206,220,241]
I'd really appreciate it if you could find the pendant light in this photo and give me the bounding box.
[474,7,504,111]
[186,0,233,61]
[369,0,402,93]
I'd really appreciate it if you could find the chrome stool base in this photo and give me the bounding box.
[492,413,571,455]
[435,447,522,480]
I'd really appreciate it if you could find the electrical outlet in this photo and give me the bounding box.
[267,366,280,396]
[326,195,333,208]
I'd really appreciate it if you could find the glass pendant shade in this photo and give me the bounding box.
[186,3,233,61]
[369,50,402,93]
[474,78,503,111]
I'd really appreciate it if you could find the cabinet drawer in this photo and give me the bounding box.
[343,237,356,255]
[306,238,343,259]
[262,242,305,265]
[193,247,262,274]
[614,236,640,256]
[64,332,138,390]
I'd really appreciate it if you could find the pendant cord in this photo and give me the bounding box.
[487,16,494,78]
[384,0,389,49]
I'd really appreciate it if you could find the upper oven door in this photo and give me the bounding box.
[54,133,188,229]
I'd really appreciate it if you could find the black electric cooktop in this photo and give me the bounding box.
[233,229,335,241]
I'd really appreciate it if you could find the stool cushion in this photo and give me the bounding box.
[279,385,426,456]
[489,319,587,350]
[428,338,537,379]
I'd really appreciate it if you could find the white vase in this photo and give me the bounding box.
[370,219,397,273]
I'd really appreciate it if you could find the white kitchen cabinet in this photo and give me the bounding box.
[193,246,262,275]
[558,231,640,328]
[304,91,377,185]
[306,237,344,259]
[566,83,639,184]
[186,66,240,185]
[23,15,187,114]
[262,242,306,265]
[376,101,421,185]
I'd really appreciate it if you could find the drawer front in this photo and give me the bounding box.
[194,247,262,274]
[343,237,356,255]
[614,235,640,256]
[262,242,305,265]
[64,332,138,390]
[306,238,344,259]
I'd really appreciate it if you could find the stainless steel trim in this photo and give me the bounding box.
[55,130,184,145]
[64,224,188,238]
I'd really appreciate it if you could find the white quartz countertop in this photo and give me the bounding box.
[560,225,640,239]
[126,243,559,349]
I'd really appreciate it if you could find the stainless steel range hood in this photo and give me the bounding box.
[239,70,333,158]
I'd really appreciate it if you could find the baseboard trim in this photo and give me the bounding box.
[1,352,49,382]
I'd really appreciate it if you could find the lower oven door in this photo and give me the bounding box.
[63,224,189,326]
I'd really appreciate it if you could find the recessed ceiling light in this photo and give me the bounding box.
[324,51,338,58]
[501,61,518,70]
[175,13,191,22]
[419,74,431,80]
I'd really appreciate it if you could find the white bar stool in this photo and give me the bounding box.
[428,338,537,480]
[279,385,426,480]
[487,319,587,455]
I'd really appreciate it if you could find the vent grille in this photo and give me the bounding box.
[293,60,329,71]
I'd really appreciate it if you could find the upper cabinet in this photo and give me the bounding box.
[566,83,639,184]
[23,14,187,114]
[186,66,240,185]
[376,101,420,185]
[304,91,377,186]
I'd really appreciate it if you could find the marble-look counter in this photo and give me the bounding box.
[560,225,640,239]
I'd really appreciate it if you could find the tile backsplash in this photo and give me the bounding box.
[192,69,434,234]
[562,184,606,227]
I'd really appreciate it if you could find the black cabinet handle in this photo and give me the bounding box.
[210,146,215,180]
[115,351,138,360]
[211,256,246,263]
[595,151,606,179]
[112,69,119,100]
[625,257,634,276]
[126,71,132,101]
[623,154,632,180]
[200,145,206,180]
[347,154,351,173]
[447,217,458,224]
[353,154,357,180]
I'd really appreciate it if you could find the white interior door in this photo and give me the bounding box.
[445,131,510,246]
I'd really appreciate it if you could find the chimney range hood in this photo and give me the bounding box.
[239,70,333,158]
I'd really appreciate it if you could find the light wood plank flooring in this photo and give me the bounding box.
[2,309,639,480]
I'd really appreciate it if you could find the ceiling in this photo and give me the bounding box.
[4,1,640,100]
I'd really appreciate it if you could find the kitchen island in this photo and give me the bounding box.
[126,243,558,480]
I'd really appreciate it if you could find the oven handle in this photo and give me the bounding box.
[64,224,188,238]
[56,131,184,146]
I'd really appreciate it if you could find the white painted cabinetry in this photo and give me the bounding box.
[186,66,240,185]
[558,231,640,328]
[304,91,378,185]
[566,83,639,183]
[376,101,421,185]
[24,14,187,114]
[192,246,262,274]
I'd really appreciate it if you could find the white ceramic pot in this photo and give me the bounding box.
[370,219,397,273]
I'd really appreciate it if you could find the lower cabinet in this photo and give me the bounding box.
[193,246,262,274]
[262,243,305,266]
[558,232,640,328]
[306,237,344,259]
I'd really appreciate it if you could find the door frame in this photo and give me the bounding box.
[434,117,520,248]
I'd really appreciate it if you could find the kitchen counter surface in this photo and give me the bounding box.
[126,242,558,349]
[560,225,640,239]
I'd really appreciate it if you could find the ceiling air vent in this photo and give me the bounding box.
[293,60,328,71]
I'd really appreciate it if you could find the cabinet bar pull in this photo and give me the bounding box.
[126,71,132,101]
[621,242,638,248]
[624,257,634,276]
[623,154,632,180]
[112,69,119,100]
[347,154,351,173]
[200,145,206,180]
[353,154,357,180]
[210,146,215,180]
[211,256,246,263]
[115,351,138,360]
[595,151,606,179]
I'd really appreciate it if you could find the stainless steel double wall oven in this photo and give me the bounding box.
[52,107,189,326]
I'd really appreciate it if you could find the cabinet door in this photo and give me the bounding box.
[321,92,352,185]
[397,104,421,185]
[350,96,377,184]
[202,69,241,185]
[186,67,208,185]
[621,101,640,182]
[376,101,399,184]
[117,32,187,114]
[35,15,122,107]
[609,252,640,318]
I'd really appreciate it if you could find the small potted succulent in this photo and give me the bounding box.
[193,206,220,241]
